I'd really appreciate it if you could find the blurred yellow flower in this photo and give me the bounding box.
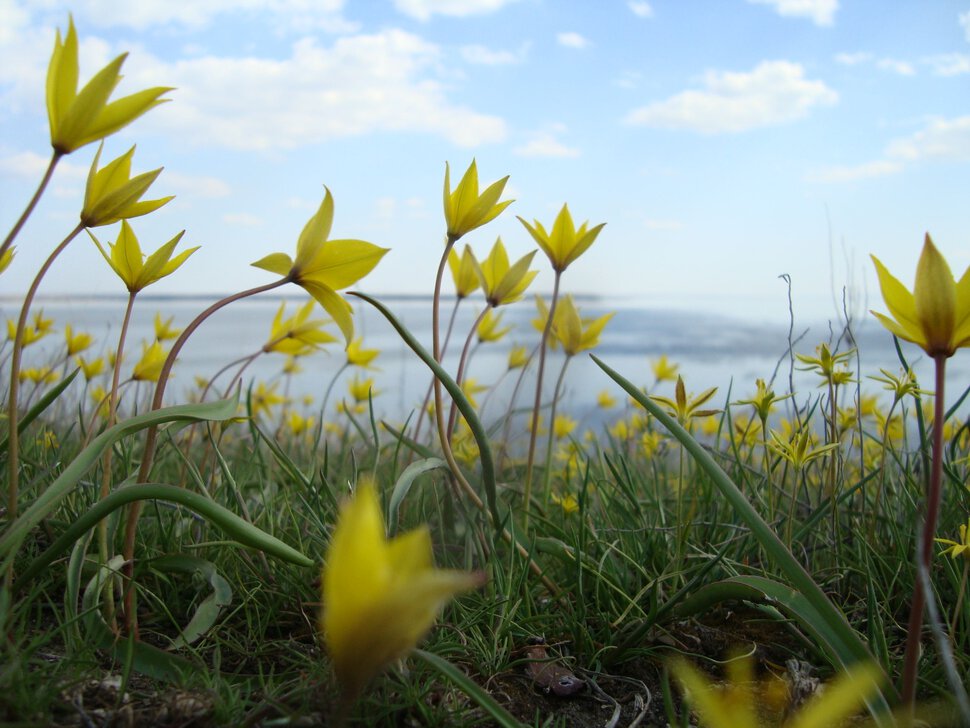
[507,345,529,370]
[650,375,720,428]
[346,337,380,369]
[551,492,580,515]
[477,309,511,343]
[0,246,14,275]
[871,233,970,358]
[153,313,182,341]
[473,237,537,307]
[650,354,679,384]
[75,355,105,381]
[553,415,577,439]
[251,188,388,342]
[936,517,970,560]
[597,390,617,409]
[251,382,286,418]
[81,144,173,228]
[19,366,59,385]
[443,159,512,240]
[287,410,316,437]
[349,375,378,403]
[768,428,838,471]
[518,203,605,273]
[447,244,480,298]
[551,296,613,356]
[461,378,487,409]
[63,324,93,356]
[263,299,335,356]
[90,221,196,293]
[46,17,171,154]
[131,341,168,382]
[320,482,483,698]
[734,378,792,423]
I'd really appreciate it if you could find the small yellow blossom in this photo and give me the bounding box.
[251,382,286,418]
[651,354,680,384]
[75,355,105,381]
[346,337,380,369]
[477,308,511,343]
[447,244,480,298]
[287,410,316,437]
[321,482,483,698]
[443,160,512,240]
[461,378,487,409]
[349,375,378,403]
[518,203,605,274]
[153,313,182,341]
[936,517,970,560]
[90,220,196,292]
[551,492,580,515]
[131,341,168,382]
[507,345,529,370]
[650,375,720,428]
[63,324,93,356]
[553,415,577,439]
[263,299,335,356]
[81,144,173,228]
[473,237,537,307]
[597,390,617,409]
[551,296,613,356]
[0,247,14,275]
[19,366,59,385]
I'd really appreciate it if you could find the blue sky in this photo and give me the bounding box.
[1,0,969,325]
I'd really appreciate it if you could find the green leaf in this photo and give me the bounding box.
[591,354,897,722]
[412,649,525,728]
[387,458,447,536]
[16,482,313,589]
[0,367,80,456]
[151,555,232,649]
[1,397,238,573]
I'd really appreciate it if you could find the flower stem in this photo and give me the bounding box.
[5,221,84,587]
[121,277,290,632]
[0,151,62,262]
[446,305,489,440]
[900,354,947,710]
[522,270,561,530]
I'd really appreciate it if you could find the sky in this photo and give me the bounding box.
[1,0,969,326]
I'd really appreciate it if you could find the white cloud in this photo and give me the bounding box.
[40,0,358,33]
[393,0,520,21]
[628,2,653,19]
[460,43,527,65]
[961,11,970,42]
[807,160,903,182]
[223,212,263,226]
[513,126,580,158]
[885,115,970,162]
[163,171,231,198]
[876,58,915,76]
[557,32,589,49]
[834,51,872,66]
[124,31,507,150]
[0,150,88,181]
[809,115,970,183]
[923,53,970,76]
[747,0,838,26]
[624,60,837,134]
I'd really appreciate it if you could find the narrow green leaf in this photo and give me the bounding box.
[387,458,447,536]
[0,368,80,456]
[151,555,233,648]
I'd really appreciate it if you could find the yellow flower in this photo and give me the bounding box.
[0,246,14,275]
[551,296,614,356]
[551,492,580,515]
[553,415,577,439]
[251,382,286,418]
[131,341,169,382]
[768,428,838,471]
[81,144,173,228]
[19,366,59,385]
[46,17,171,154]
[871,234,970,358]
[349,375,378,403]
[320,482,483,697]
[507,345,529,370]
[461,378,487,409]
[651,354,680,384]
[263,299,335,356]
[473,237,537,307]
[672,655,882,728]
[251,188,388,342]
[75,355,105,381]
[448,244,480,298]
[477,309,511,343]
[442,160,512,240]
[282,356,303,375]
[287,410,316,437]
[63,325,92,356]
[597,390,617,409]
[346,337,380,369]
[795,343,855,385]
[641,430,664,457]
[733,378,793,423]
[936,517,970,560]
[89,220,196,292]
[153,313,182,341]
[650,375,720,428]
[518,204,605,274]
[9,318,50,347]
[90,385,110,418]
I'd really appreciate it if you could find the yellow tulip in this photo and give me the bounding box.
[131,341,169,382]
[477,309,511,343]
[63,324,93,356]
[321,483,483,698]
[349,375,378,403]
[46,17,171,154]
[871,233,970,358]
[251,188,388,342]
[473,237,538,307]
[90,221,196,293]
[518,204,604,273]
[507,345,529,370]
[75,355,105,381]
[81,144,173,228]
[442,159,512,240]
[262,300,335,356]
[0,246,14,275]
[651,354,680,383]
[447,244,480,298]
[153,313,183,341]
[650,375,720,428]
[551,296,613,356]
[346,337,380,369]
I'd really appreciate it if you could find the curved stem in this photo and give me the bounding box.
[0,151,62,262]
[540,354,572,503]
[446,305,489,440]
[414,291,462,446]
[900,354,947,710]
[5,221,84,582]
[431,235,458,489]
[122,277,290,630]
[522,271,562,529]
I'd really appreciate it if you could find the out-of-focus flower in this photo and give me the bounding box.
[320,482,484,698]
[75,355,105,381]
[477,309,511,343]
[448,244,480,299]
[551,492,580,515]
[346,337,380,369]
[597,390,616,409]
[651,354,679,384]
[553,415,577,439]
[262,299,335,356]
[251,382,286,418]
[0,247,14,275]
[19,366,59,385]
[550,296,613,356]
[131,341,168,382]
[349,375,378,403]
[63,324,93,356]
[650,375,720,428]
[507,345,529,370]
[153,313,182,341]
